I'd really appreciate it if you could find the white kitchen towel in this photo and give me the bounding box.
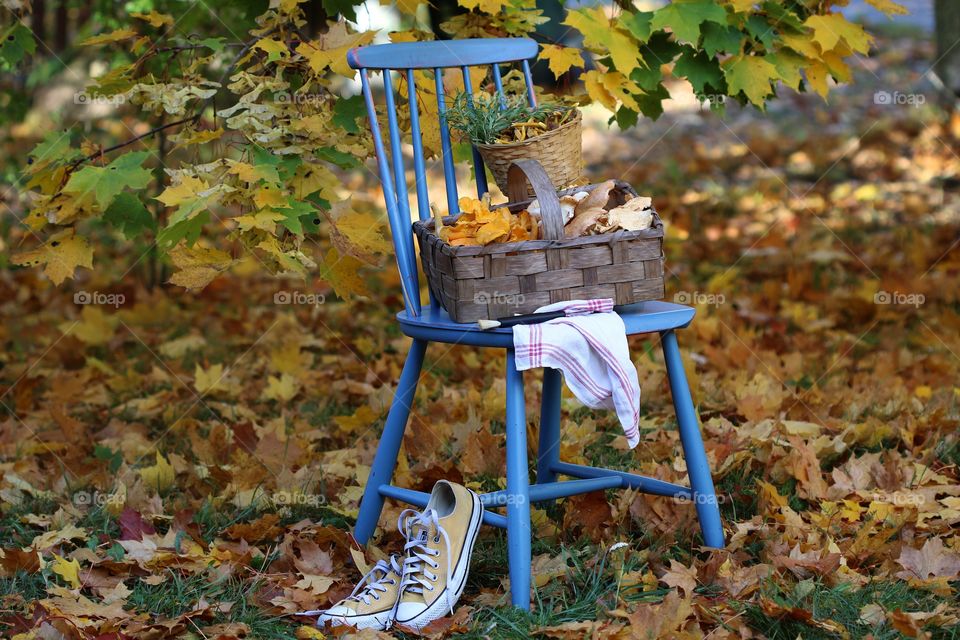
[512,299,641,447]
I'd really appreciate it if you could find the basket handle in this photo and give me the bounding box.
[507,159,565,241]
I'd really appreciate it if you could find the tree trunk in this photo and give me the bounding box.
[935,0,960,96]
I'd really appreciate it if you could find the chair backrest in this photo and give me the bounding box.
[347,38,539,317]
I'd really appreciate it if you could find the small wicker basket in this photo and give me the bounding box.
[414,159,665,323]
[476,110,582,195]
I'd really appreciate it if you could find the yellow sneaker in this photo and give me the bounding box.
[392,480,483,630]
[309,554,403,630]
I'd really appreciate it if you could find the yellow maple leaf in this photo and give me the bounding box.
[320,248,371,299]
[865,0,908,16]
[563,7,642,76]
[804,14,872,55]
[295,27,376,78]
[780,32,824,62]
[727,0,757,12]
[173,128,224,150]
[330,199,392,257]
[167,244,234,291]
[12,231,94,285]
[382,0,427,16]
[50,553,82,589]
[722,54,779,107]
[584,70,618,111]
[253,37,289,59]
[458,0,507,14]
[262,373,299,402]
[234,210,287,233]
[253,184,290,210]
[291,163,340,201]
[804,60,831,99]
[156,175,208,208]
[60,306,118,346]
[539,44,584,79]
[131,11,174,27]
[230,162,277,184]
[139,451,175,492]
[195,363,226,394]
[80,28,138,46]
[295,626,326,639]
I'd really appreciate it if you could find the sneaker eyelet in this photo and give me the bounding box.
[433,535,440,543]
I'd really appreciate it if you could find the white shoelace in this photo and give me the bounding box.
[394,507,455,617]
[344,555,402,606]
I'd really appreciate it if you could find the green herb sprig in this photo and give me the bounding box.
[445,92,573,146]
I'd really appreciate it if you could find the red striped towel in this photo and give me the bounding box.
[512,299,641,448]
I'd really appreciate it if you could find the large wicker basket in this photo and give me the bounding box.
[413,159,665,323]
[476,110,582,195]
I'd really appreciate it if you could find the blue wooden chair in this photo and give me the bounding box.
[346,37,725,610]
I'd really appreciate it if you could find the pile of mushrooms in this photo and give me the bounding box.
[526,180,654,239]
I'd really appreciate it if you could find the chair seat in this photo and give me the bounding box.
[397,300,696,347]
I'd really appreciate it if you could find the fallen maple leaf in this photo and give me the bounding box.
[896,537,960,581]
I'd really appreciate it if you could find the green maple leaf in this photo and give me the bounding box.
[650,0,729,44]
[0,23,36,67]
[274,199,316,236]
[332,95,366,134]
[723,54,779,107]
[158,210,210,248]
[322,0,357,22]
[103,192,156,240]
[619,11,654,43]
[315,146,360,169]
[674,48,725,96]
[64,151,153,209]
[28,130,82,169]
[701,23,744,57]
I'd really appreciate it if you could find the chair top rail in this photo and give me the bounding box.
[347,37,537,70]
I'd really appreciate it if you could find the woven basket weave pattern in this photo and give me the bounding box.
[476,111,583,194]
[414,160,665,323]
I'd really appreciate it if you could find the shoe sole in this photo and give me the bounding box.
[316,610,393,631]
[395,490,484,629]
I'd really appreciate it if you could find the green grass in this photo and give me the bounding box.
[744,578,960,640]
[450,539,670,640]
[0,570,47,603]
[127,571,298,638]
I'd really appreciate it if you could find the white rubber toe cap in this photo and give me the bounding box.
[394,602,428,627]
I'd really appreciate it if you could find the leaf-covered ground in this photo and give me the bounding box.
[2,32,960,640]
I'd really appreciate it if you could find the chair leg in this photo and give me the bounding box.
[505,350,531,610]
[536,367,562,485]
[660,330,726,548]
[354,338,428,545]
